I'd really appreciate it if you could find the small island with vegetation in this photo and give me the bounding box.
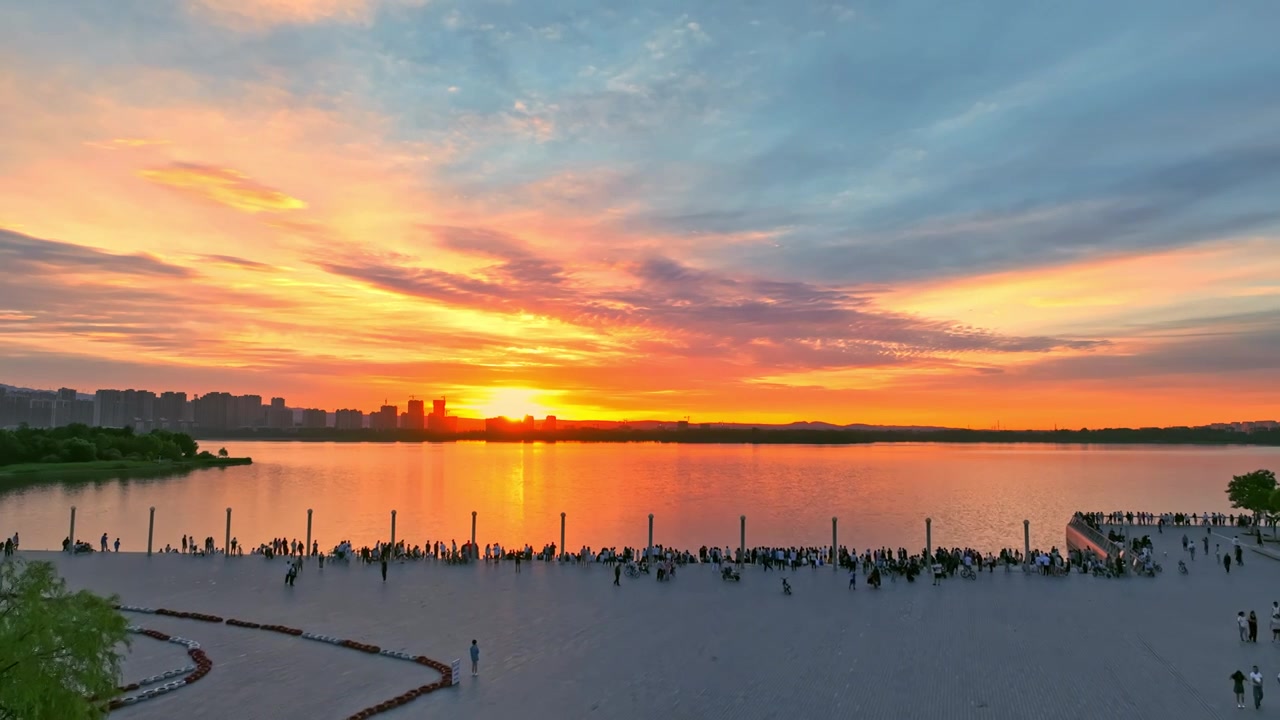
[0,425,251,482]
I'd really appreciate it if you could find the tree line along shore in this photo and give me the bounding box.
[192,425,1280,446]
[0,425,251,481]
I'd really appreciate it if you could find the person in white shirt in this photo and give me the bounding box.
[1250,665,1264,709]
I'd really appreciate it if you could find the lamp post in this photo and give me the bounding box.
[647,514,654,566]
[832,516,838,570]
[146,506,155,557]
[1023,519,1031,567]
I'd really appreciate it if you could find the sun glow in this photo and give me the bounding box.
[470,387,559,420]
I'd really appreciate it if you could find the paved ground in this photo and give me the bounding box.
[22,524,1280,720]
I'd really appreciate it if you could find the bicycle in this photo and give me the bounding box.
[624,564,642,578]
[959,566,977,580]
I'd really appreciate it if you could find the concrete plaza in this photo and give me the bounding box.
[27,525,1280,720]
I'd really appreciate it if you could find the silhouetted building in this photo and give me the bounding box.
[233,394,263,429]
[404,399,425,430]
[267,397,291,429]
[301,408,327,429]
[335,409,364,430]
[193,392,234,430]
[522,415,535,431]
[51,388,91,427]
[543,415,557,431]
[157,391,188,430]
[677,420,689,430]
[485,416,515,433]
[93,389,125,427]
[427,396,456,433]
[371,404,398,430]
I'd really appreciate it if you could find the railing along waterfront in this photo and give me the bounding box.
[48,505,1048,565]
[1065,513,1124,561]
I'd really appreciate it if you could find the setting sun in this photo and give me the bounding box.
[470,387,559,420]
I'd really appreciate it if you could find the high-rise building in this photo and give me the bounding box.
[157,392,188,430]
[522,415,536,432]
[371,404,398,430]
[427,397,456,433]
[267,397,291,429]
[404,399,425,430]
[543,415,557,432]
[193,392,234,430]
[233,395,264,429]
[335,409,365,430]
[301,409,327,429]
[93,389,125,427]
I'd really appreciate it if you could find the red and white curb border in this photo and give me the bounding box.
[111,604,453,719]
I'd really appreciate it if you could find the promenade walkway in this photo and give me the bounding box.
[27,526,1280,720]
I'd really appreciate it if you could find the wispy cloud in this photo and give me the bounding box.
[139,163,307,214]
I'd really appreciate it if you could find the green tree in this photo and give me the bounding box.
[217,447,229,458]
[0,559,129,719]
[1226,469,1278,535]
[63,438,97,463]
[170,433,198,458]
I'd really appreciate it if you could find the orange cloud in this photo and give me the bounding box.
[85,138,172,150]
[188,0,426,29]
[139,163,308,214]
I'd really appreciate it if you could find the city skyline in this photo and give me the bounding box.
[1,380,1274,435]
[2,4,1279,429]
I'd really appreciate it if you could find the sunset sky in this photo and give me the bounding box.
[1,2,1278,428]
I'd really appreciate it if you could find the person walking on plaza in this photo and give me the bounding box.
[1271,602,1280,642]
[380,551,388,582]
[1225,553,1233,573]
[1252,665,1265,709]
[1189,543,1195,561]
[1235,539,1244,567]
[100,533,108,552]
[470,640,480,677]
[113,537,120,552]
[1250,611,1260,642]
[1239,612,1250,641]
[613,563,621,586]
[1233,669,1248,709]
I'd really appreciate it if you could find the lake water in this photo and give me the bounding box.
[2,442,1277,553]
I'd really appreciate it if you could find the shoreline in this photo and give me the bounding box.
[0,456,252,482]
[193,427,1280,446]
